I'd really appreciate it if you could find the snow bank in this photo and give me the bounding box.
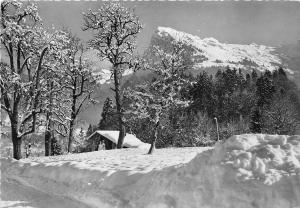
[215,134,300,185]
[1,134,300,208]
[1,148,208,208]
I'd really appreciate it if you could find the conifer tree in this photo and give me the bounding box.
[51,137,62,156]
[250,109,262,133]
[86,124,94,137]
[98,97,118,130]
[251,69,258,82]
[189,72,215,117]
[256,74,275,107]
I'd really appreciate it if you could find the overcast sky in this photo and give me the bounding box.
[35,1,300,53]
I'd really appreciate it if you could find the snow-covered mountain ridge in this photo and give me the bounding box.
[153,26,290,73]
[93,27,293,85]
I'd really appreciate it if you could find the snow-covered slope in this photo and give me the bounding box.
[151,27,289,73]
[92,68,134,85]
[1,134,300,208]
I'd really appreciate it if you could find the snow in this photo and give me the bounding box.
[217,134,300,185]
[1,134,300,208]
[87,130,151,149]
[1,147,209,208]
[92,68,134,85]
[92,68,111,84]
[0,135,12,158]
[156,27,291,73]
[1,176,89,208]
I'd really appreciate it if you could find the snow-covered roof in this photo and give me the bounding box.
[87,130,150,149]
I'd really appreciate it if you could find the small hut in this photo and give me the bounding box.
[86,130,150,151]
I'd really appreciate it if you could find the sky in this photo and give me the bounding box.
[35,1,300,53]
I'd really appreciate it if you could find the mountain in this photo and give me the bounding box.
[276,41,300,87]
[92,26,298,87]
[146,27,300,89]
[148,26,290,73]
[81,27,300,126]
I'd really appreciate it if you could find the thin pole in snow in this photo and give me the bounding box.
[214,117,219,142]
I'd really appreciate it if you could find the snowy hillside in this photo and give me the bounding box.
[1,134,300,208]
[151,27,289,73]
[92,68,134,85]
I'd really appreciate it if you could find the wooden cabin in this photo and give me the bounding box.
[86,130,150,151]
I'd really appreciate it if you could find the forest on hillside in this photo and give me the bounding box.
[87,67,300,150]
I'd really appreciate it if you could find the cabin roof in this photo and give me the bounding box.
[86,130,150,149]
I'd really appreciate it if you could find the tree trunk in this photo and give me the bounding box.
[45,81,53,156]
[44,129,52,156]
[117,123,126,149]
[148,121,159,155]
[44,111,53,156]
[68,89,77,153]
[12,137,22,160]
[12,128,22,160]
[113,67,126,149]
[68,119,75,153]
[148,139,156,155]
[11,113,22,160]
[50,133,55,156]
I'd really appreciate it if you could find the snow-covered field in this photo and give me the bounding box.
[1,134,300,208]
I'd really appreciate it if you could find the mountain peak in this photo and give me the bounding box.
[153,27,289,73]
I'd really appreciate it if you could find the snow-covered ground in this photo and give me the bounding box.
[1,147,209,208]
[1,176,90,208]
[1,134,300,208]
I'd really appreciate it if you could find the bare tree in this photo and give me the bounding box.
[83,3,143,148]
[0,1,67,159]
[124,41,191,154]
[261,96,298,135]
[63,32,99,153]
[41,62,70,156]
